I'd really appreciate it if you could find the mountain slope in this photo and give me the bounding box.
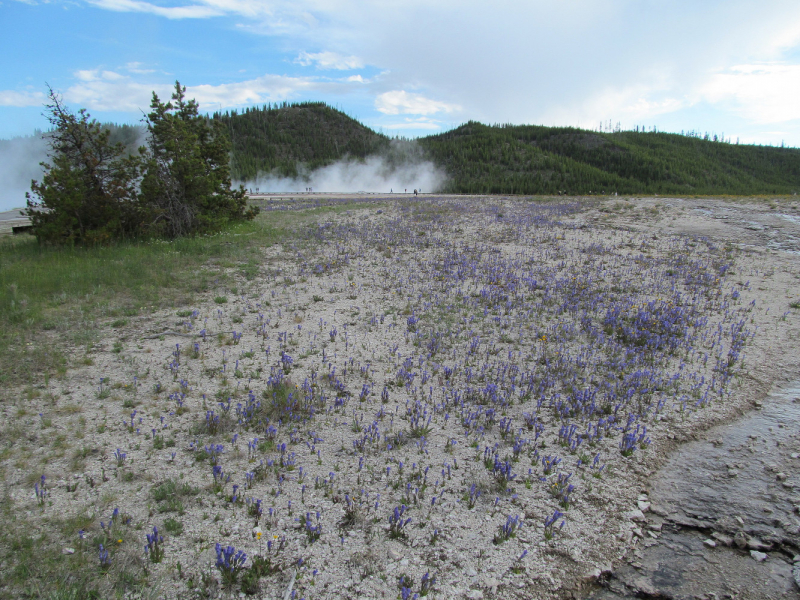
[214,103,800,194]
[213,102,389,181]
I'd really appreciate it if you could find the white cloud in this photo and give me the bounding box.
[700,63,800,124]
[62,70,360,113]
[86,0,225,19]
[375,91,459,116]
[383,121,442,131]
[296,51,363,70]
[0,90,46,107]
[125,62,156,74]
[345,75,367,83]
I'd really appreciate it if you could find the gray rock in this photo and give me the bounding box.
[703,539,717,548]
[465,590,483,599]
[750,550,767,562]
[625,509,646,522]
[734,531,748,549]
[711,532,733,546]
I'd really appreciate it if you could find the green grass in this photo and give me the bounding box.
[0,211,294,388]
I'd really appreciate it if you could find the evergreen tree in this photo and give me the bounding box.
[25,88,141,244]
[139,81,256,238]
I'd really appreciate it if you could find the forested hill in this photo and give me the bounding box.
[213,102,800,194]
[212,102,389,181]
[419,122,800,195]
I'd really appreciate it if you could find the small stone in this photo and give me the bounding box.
[388,549,401,561]
[62,547,75,555]
[649,504,668,517]
[777,473,788,481]
[582,568,602,582]
[750,550,767,562]
[625,509,646,522]
[703,539,717,548]
[735,516,745,526]
[711,532,733,546]
[747,537,770,551]
[400,558,409,566]
[465,591,484,600]
[734,531,748,549]
[791,453,799,459]
[637,501,651,512]
[466,567,477,577]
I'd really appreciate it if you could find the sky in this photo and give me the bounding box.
[2,0,800,146]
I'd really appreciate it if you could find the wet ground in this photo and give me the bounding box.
[586,383,800,600]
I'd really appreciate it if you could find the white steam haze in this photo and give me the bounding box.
[238,141,447,194]
[0,134,48,212]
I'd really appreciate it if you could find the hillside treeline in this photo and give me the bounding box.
[419,122,800,195]
[213,103,390,181]
[220,104,800,195]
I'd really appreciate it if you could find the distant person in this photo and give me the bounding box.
[405,188,407,193]
[414,189,418,196]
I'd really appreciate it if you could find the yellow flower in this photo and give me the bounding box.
[256,532,262,540]
[117,539,123,544]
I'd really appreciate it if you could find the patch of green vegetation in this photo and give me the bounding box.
[163,517,184,536]
[0,211,292,387]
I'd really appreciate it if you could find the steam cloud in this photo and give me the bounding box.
[238,141,448,194]
[0,134,48,212]
[0,135,447,215]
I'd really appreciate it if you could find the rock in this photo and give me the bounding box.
[777,473,788,481]
[637,501,651,512]
[735,516,745,527]
[61,547,75,555]
[582,568,602,582]
[465,590,484,599]
[485,577,499,593]
[649,504,668,517]
[747,537,770,551]
[625,509,646,522]
[711,532,733,546]
[750,550,767,562]
[252,526,262,539]
[734,531,748,549]
[703,539,717,548]
[388,548,402,561]
[791,453,799,459]
[466,567,477,577]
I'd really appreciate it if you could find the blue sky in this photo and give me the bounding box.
[2,0,800,145]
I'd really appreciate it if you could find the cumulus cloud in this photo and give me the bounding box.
[375,91,459,116]
[86,0,226,19]
[700,64,800,124]
[296,51,364,70]
[0,90,46,107]
[63,70,356,113]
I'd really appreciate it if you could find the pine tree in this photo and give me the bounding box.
[25,87,141,244]
[139,81,256,238]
